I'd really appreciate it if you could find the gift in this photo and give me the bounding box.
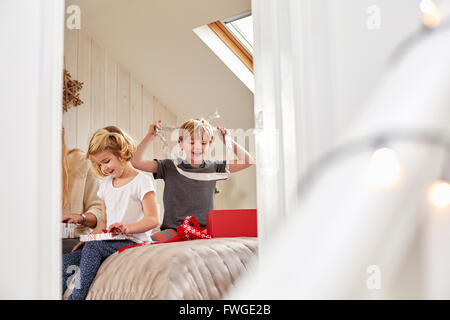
[207,209,257,238]
[61,223,76,239]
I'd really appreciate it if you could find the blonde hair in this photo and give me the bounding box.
[86,125,136,177]
[178,118,214,143]
[62,127,70,208]
[62,127,84,208]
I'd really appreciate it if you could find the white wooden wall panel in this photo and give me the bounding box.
[76,31,91,152]
[152,97,166,220]
[130,77,143,142]
[142,88,154,159]
[152,97,164,160]
[105,53,118,127]
[166,108,178,151]
[90,39,105,134]
[63,29,78,149]
[63,30,160,149]
[117,64,131,134]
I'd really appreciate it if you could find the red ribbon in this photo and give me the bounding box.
[117,240,153,253]
[117,216,211,253]
[180,215,211,240]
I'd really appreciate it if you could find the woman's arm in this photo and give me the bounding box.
[62,163,103,228]
[61,212,97,228]
[71,201,106,252]
[108,192,159,235]
[82,166,104,228]
[131,121,162,173]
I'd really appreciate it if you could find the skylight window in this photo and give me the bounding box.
[193,10,254,92]
[222,12,254,55]
[206,11,253,73]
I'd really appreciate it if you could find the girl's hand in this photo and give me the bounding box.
[71,226,104,252]
[107,223,129,235]
[216,126,230,144]
[90,227,104,235]
[148,120,162,137]
[62,213,83,224]
[71,241,84,252]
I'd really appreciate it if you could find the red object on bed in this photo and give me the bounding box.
[207,209,257,238]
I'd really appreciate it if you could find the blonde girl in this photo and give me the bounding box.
[62,126,159,300]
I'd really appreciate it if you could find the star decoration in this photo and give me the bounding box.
[63,69,83,113]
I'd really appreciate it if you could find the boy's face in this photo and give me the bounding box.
[179,133,211,164]
[90,150,125,178]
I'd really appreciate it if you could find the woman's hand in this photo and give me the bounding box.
[107,223,129,235]
[148,120,162,137]
[62,213,83,224]
[216,126,230,144]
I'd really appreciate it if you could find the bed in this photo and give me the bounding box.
[63,237,258,300]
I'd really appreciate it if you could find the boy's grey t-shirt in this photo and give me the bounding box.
[153,158,227,230]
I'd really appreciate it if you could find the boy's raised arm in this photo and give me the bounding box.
[131,121,162,173]
[217,126,255,173]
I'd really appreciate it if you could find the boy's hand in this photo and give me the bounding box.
[107,223,129,235]
[216,126,230,144]
[148,120,162,137]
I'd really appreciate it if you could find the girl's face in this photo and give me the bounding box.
[90,150,125,178]
[179,134,211,165]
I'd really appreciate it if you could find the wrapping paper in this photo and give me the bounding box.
[80,232,139,242]
[61,223,76,239]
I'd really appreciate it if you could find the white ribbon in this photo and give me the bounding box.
[173,161,230,181]
[155,125,231,181]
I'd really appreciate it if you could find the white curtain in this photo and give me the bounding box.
[252,0,336,259]
[241,0,450,298]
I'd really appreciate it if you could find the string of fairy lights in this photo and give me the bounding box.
[420,0,444,28]
[296,129,450,209]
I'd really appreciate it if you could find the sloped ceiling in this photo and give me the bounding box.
[67,0,254,129]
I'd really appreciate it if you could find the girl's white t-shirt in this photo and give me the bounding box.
[97,172,155,243]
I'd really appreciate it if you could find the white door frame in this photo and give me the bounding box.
[0,0,64,299]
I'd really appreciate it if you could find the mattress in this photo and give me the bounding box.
[63,237,258,300]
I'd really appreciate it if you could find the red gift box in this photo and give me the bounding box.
[207,209,257,238]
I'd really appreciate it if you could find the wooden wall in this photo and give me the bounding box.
[63,29,178,152]
[63,29,178,224]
